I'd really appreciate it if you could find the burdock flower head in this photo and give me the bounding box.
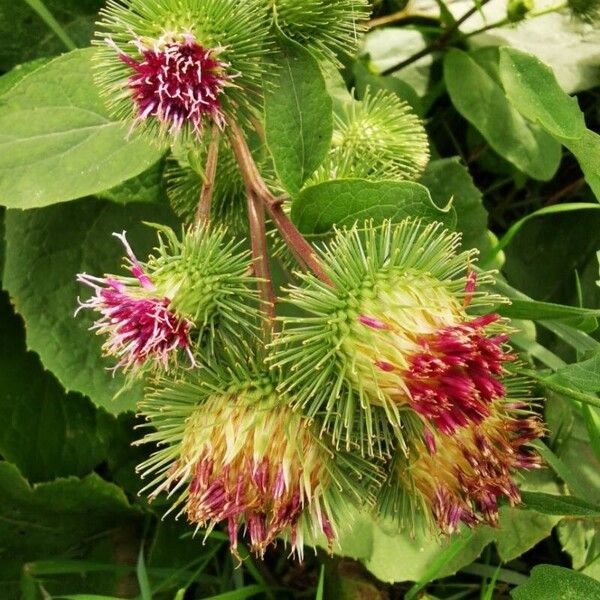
[76,225,259,374]
[380,395,543,534]
[266,0,371,65]
[271,220,532,455]
[138,359,378,558]
[95,0,271,139]
[310,89,430,184]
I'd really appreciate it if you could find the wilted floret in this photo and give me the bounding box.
[138,367,378,558]
[387,396,543,533]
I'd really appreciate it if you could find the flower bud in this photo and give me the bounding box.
[95,0,271,140]
[309,89,430,185]
[76,225,259,374]
[266,0,371,64]
[507,0,534,22]
[138,363,378,558]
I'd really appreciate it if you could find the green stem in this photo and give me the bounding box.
[23,0,77,51]
[464,2,568,38]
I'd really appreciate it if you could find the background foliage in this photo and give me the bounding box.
[0,0,599,598]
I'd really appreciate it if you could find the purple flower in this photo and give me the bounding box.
[107,34,237,136]
[76,232,194,373]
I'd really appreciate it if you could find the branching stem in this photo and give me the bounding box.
[227,120,333,287]
[381,0,492,75]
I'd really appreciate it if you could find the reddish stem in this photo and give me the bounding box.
[195,123,220,225]
[227,120,333,287]
[246,190,276,338]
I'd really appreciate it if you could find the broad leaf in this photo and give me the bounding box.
[419,158,493,254]
[499,47,586,140]
[0,48,163,209]
[334,511,493,584]
[511,564,600,599]
[98,160,167,205]
[561,130,600,202]
[0,291,110,481]
[503,210,600,308]
[0,462,142,599]
[444,49,561,181]
[2,198,179,413]
[264,37,333,195]
[291,179,456,235]
[520,492,600,518]
[550,351,600,394]
[0,57,50,97]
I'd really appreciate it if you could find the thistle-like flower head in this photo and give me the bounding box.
[267,0,371,65]
[76,232,194,373]
[95,0,271,140]
[137,359,379,558]
[270,220,520,455]
[380,392,544,534]
[309,89,430,185]
[76,225,259,373]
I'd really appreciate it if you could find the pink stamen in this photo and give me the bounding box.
[359,314,391,330]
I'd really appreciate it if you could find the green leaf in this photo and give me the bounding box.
[291,179,456,235]
[404,533,477,600]
[419,158,493,254]
[561,130,600,202]
[137,544,152,600]
[98,160,167,205]
[2,197,179,414]
[0,291,110,481]
[315,565,324,600]
[0,58,50,97]
[0,0,102,71]
[444,49,561,181]
[264,37,333,195]
[551,351,600,393]
[491,469,562,562]
[330,507,495,584]
[0,461,142,597]
[511,565,600,599]
[201,586,272,600]
[482,203,600,267]
[496,299,600,332]
[0,48,163,209]
[502,210,600,309]
[520,492,600,517]
[499,47,586,140]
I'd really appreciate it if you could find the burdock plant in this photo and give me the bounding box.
[76,0,546,559]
